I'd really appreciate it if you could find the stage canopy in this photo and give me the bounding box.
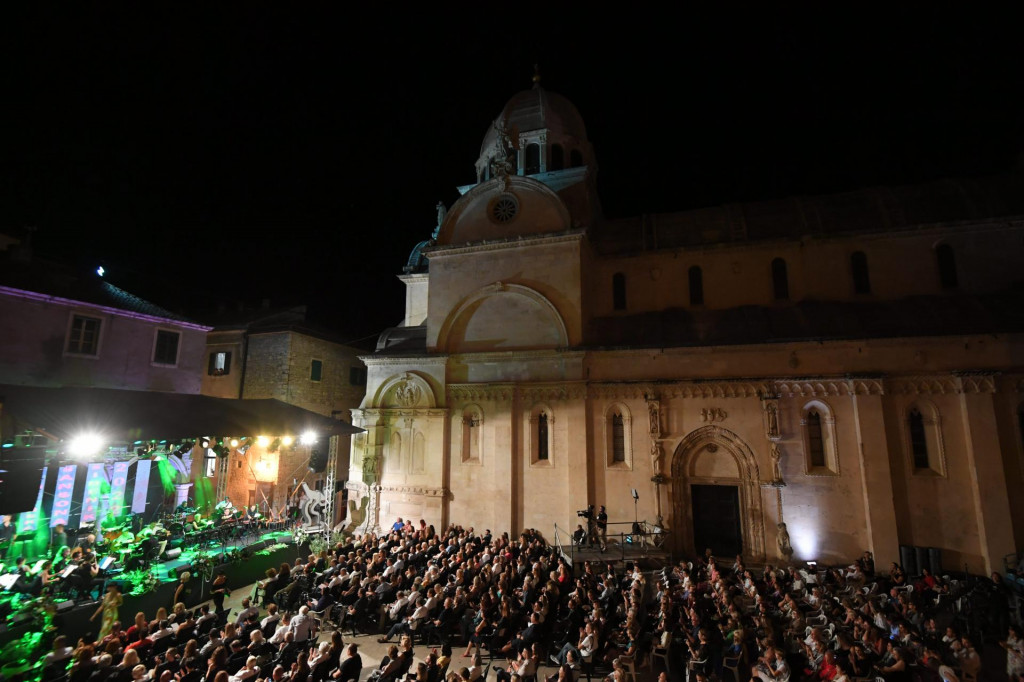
[0,384,362,443]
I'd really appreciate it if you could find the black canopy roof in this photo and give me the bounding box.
[0,384,361,443]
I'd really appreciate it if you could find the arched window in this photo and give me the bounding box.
[524,143,541,175]
[936,244,958,289]
[851,251,871,294]
[801,401,839,474]
[806,411,825,467]
[688,266,704,305]
[908,408,929,469]
[772,258,789,300]
[605,404,633,469]
[612,273,626,310]
[905,401,945,475]
[537,413,549,460]
[550,144,564,171]
[570,149,583,167]
[611,414,625,462]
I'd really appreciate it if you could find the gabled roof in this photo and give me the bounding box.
[0,251,203,327]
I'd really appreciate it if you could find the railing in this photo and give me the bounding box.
[554,520,670,564]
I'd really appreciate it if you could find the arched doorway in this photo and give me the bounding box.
[670,425,766,560]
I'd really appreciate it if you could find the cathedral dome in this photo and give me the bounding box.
[474,78,596,184]
[478,85,589,158]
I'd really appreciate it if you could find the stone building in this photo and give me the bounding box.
[201,305,367,524]
[346,79,1024,574]
[0,236,211,393]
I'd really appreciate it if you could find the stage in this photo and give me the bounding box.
[0,531,312,652]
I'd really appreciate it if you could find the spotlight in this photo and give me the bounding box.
[239,442,252,455]
[282,436,294,447]
[67,433,104,459]
[256,435,270,447]
[200,437,210,449]
[229,438,239,448]
[270,438,281,452]
[300,431,317,446]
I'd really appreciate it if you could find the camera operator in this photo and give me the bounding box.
[595,505,608,552]
[576,506,596,548]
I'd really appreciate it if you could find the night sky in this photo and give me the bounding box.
[4,6,1021,342]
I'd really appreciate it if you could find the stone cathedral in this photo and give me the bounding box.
[346,77,1024,575]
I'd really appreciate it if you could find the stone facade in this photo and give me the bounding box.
[200,311,367,524]
[346,83,1024,575]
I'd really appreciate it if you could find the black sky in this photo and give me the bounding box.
[3,5,1022,341]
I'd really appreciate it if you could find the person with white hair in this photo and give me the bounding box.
[229,655,260,682]
[290,605,316,643]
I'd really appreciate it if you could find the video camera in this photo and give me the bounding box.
[577,505,595,519]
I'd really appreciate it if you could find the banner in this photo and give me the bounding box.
[80,463,106,523]
[108,461,131,518]
[18,467,48,532]
[131,460,151,513]
[51,465,77,527]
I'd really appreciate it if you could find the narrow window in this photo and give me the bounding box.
[772,258,789,300]
[153,330,180,365]
[570,150,583,167]
[612,273,626,311]
[67,315,102,355]
[936,244,958,289]
[612,414,625,463]
[524,143,540,175]
[688,266,704,306]
[807,411,826,467]
[537,413,549,460]
[851,251,871,294]
[310,359,323,382]
[208,351,231,376]
[550,144,564,171]
[349,366,367,385]
[908,408,929,469]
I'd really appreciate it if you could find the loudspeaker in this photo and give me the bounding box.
[899,544,916,576]
[309,448,327,473]
[928,547,942,575]
[163,547,182,560]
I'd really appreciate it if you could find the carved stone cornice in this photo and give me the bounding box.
[953,371,998,394]
[772,377,883,397]
[361,355,448,367]
[362,408,450,418]
[520,382,588,402]
[423,229,585,259]
[887,376,961,396]
[449,350,586,363]
[448,384,516,402]
[589,384,649,400]
[378,485,449,498]
[667,382,768,399]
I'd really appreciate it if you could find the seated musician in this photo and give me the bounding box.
[53,546,73,572]
[187,514,207,533]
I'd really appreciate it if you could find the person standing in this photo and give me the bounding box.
[211,570,230,613]
[92,584,123,640]
[596,506,608,552]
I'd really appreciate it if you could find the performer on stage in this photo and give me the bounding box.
[0,515,15,558]
[91,584,123,640]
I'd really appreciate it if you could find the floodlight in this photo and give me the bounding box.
[68,433,105,459]
[300,431,317,446]
[256,435,270,447]
[282,436,294,447]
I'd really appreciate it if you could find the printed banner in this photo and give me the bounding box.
[80,463,106,523]
[18,467,48,532]
[108,461,131,518]
[51,465,77,527]
[131,460,151,513]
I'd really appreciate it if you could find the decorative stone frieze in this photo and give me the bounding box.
[520,382,588,401]
[448,384,516,401]
[662,382,767,399]
[700,407,728,423]
[379,485,448,498]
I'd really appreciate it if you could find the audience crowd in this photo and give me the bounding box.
[42,519,1024,682]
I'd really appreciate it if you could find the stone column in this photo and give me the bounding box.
[957,376,1015,574]
[850,390,900,567]
[174,483,193,509]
